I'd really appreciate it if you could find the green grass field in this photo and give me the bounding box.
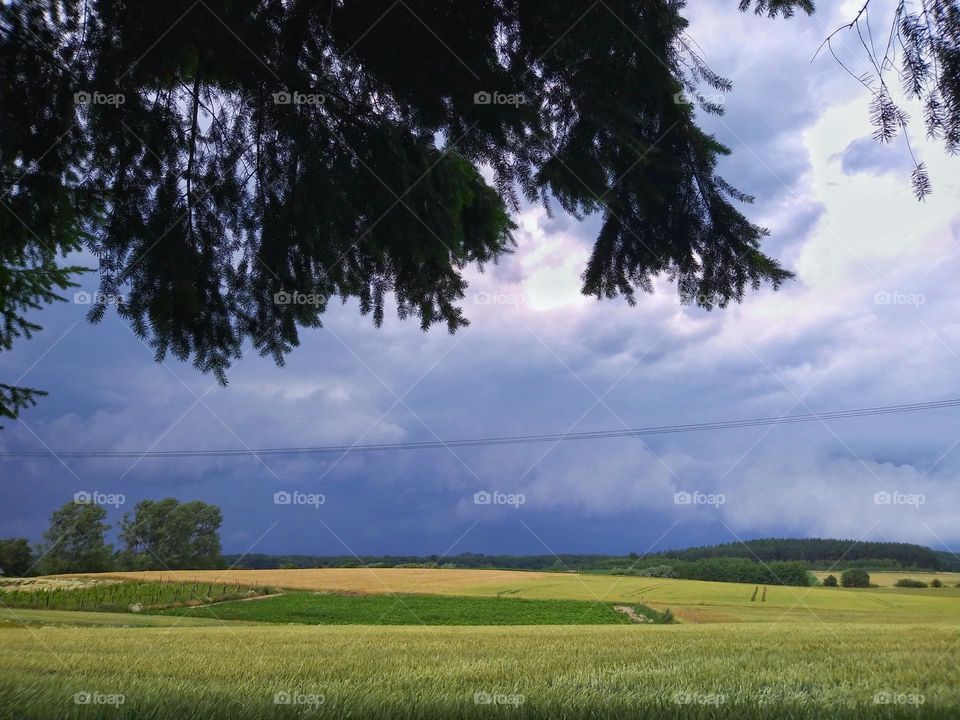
[0,607,244,628]
[77,568,960,623]
[1,623,957,718]
[0,579,274,613]
[3,568,958,718]
[152,591,643,625]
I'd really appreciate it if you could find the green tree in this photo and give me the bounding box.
[744,0,960,199]
[118,499,224,570]
[1,0,797,420]
[822,574,838,587]
[39,501,113,574]
[840,568,871,588]
[0,250,88,423]
[0,538,34,576]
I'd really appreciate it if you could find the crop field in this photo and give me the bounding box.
[152,591,643,625]
[80,568,960,623]
[0,580,275,613]
[0,607,243,628]
[812,570,960,588]
[1,622,958,719]
[1,568,956,718]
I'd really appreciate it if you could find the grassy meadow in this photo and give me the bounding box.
[82,568,960,623]
[153,591,641,625]
[1,568,958,718]
[1,622,958,718]
[0,607,244,628]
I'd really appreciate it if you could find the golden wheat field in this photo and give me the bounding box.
[2,622,959,719]
[69,568,960,624]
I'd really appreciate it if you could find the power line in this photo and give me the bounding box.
[2,397,958,459]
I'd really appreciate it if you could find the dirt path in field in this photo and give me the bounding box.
[613,605,649,623]
[200,592,283,607]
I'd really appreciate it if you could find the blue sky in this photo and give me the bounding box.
[2,0,959,558]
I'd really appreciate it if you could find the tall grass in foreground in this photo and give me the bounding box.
[0,581,272,612]
[0,623,957,718]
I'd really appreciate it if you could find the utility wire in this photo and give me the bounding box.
[1,397,958,459]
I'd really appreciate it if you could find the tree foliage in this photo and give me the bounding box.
[0,0,792,408]
[840,568,871,588]
[0,537,34,576]
[118,498,224,570]
[752,0,960,200]
[39,501,113,574]
[656,537,941,569]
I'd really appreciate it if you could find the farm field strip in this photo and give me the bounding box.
[1,623,958,719]
[0,608,245,628]
[152,591,644,625]
[812,570,960,587]
[73,569,960,624]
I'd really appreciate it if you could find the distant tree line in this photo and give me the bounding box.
[652,538,942,570]
[612,558,813,587]
[224,552,607,572]
[0,498,224,576]
[223,536,951,581]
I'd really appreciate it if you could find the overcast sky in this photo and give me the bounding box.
[2,0,959,559]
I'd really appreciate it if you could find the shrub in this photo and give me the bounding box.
[822,575,838,587]
[841,569,870,588]
[931,579,943,588]
[894,578,928,588]
[638,565,676,578]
